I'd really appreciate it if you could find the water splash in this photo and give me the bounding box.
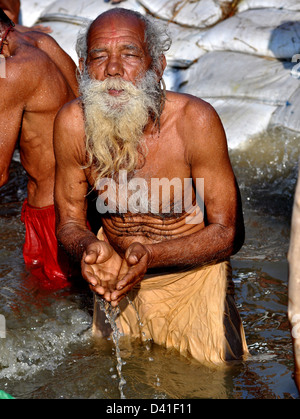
[125,297,153,353]
[95,296,127,399]
[95,295,159,398]
[0,301,92,381]
[125,297,159,386]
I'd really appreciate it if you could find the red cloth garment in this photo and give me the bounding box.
[21,199,72,289]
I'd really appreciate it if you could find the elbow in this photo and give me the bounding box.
[211,223,245,262]
[216,219,245,259]
[229,221,245,256]
[231,232,245,256]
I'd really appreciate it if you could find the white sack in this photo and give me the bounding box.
[238,0,300,12]
[206,98,277,149]
[20,0,55,27]
[164,67,187,92]
[137,0,228,28]
[270,87,300,133]
[166,23,206,68]
[179,51,300,106]
[198,8,300,60]
[42,0,145,20]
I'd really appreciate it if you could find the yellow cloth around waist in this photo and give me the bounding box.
[93,230,248,365]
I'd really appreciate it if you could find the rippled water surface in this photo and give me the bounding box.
[0,128,299,399]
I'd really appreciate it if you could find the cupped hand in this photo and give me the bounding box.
[110,242,151,307]
[81,240,123,301]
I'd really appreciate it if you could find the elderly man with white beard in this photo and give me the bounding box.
[54,8,248,364]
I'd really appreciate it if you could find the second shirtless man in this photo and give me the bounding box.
[0,8,78,288]
[54,8,248,364]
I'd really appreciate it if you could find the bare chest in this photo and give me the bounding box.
[95,129,192,215]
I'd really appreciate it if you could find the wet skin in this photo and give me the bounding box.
[0,26,78,207]
[54,11,245,306]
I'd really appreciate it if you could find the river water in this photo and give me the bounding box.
[0,126,299,399]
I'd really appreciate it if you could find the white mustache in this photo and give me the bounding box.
[85,77,144,99]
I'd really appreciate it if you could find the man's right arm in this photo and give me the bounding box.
[54,100,123,297]
[53,100,97,260]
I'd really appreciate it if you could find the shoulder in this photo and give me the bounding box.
[1,48,40,102]
[6,38,52,84]
[24,30,63,53]
[165,91,227,151]
[166,91,221,128]
[12,31,71,77]
[26,30,76,69]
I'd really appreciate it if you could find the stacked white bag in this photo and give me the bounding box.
[20,0,55,27]
[237,0,300,13]
[197,8,300,59]
[136,0,228,28]
[182,6,300,147]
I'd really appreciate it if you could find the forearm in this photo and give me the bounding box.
[57,221,99,261]
[145,223,243,270]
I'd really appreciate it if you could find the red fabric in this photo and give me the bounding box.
[21,199,72,289]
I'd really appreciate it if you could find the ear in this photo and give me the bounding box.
[157,54,167,80]
[78,57,85,74]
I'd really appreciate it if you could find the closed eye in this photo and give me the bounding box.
[124,53,139,58]
[89,49,108,61]
[122,44,143,58]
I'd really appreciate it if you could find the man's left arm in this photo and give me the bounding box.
[111,100,244,305]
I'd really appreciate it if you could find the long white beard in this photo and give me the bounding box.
[79,70,162,183]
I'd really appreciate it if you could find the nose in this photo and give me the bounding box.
[105,55,123,78]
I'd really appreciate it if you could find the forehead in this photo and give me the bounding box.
[87,14,147,50]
